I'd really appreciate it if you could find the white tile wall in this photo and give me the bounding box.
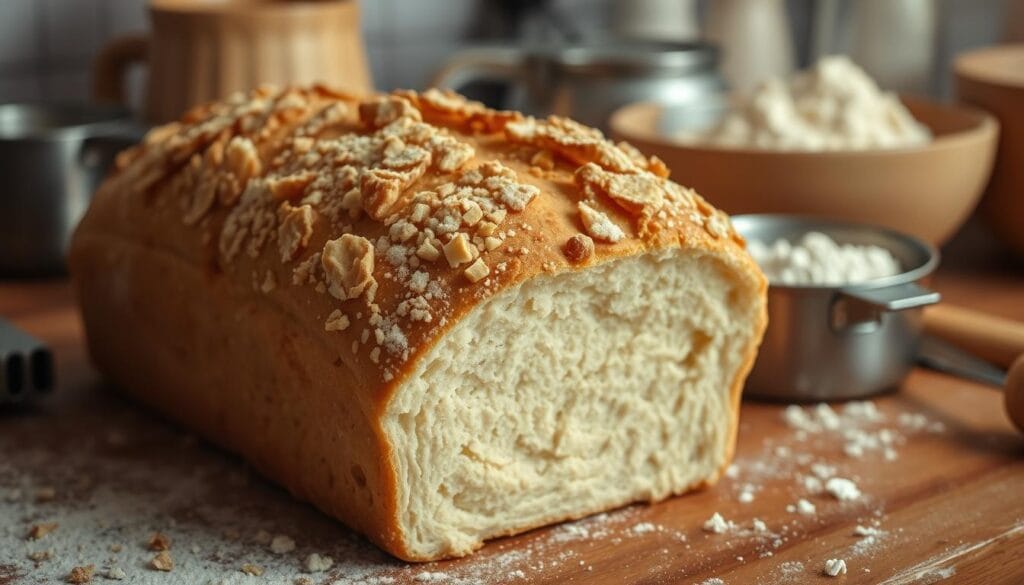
[0,0,40,69]
[100,0,148,37]
[41,0,101,62]
[0,73,42,102]
[0,0,1010,108]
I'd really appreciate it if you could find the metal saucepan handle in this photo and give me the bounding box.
[841,282,942,311]
[830,283,941,332]
[0,317,53,402]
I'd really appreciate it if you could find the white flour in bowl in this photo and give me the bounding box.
[747,231,901,286]
[689,56,931,151]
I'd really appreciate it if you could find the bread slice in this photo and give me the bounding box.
[69,87,767,561]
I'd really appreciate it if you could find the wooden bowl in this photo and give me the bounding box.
[956,44,1024,257]
[610,97,999,245]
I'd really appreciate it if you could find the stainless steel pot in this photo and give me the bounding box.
[430,40,726,130]
[732,214,941,401]
[0,103,143,275]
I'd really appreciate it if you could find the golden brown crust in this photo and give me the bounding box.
[88,86,749,399]
[72,86,765,561]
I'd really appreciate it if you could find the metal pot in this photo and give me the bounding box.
[732,214,941,401]
[0,103,143,275]
[430,40,725,130]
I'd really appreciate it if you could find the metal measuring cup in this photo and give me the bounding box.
[732,214,941,401]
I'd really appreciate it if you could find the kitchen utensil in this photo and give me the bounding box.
[0,103,141,275]
[955,44,1024,258]
[924,304,1024,370]
[1007,356,1024,432]
[0,317,53,403]
[610,96,998,245]
[732,214,941,401]
[919,311,1024,434]
[94,0,373,124]
[430,40,725,130]
[612,0,700,42]
[848,0,936,94]
[810,0,840,62]
[918,335,1008,388]
[704,0,794,93]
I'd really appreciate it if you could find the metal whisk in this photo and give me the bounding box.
[0,317,53,402]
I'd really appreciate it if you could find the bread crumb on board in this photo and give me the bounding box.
[35,486,57,502]
[824,558,848,576]
[702,512,733,534]
[27,522,59,540]
[854,525,882,537]
[825,477,862,501]
[150,550,173,572]
[414,571,451,582]
[788,498,817,516]
[66,564,95,584]
[241,563,265,576]
[270,534,296,554]
[631,522,658,535]
[147,532,171,551]
[27,548,53,562]
[304,552,334,573]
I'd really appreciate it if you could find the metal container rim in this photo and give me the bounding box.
[731,213,941,293]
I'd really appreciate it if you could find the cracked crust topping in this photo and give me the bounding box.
[97,86,745,387]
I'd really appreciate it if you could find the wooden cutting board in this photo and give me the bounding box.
[1,230,1022,584]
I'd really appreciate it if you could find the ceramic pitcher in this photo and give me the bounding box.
[93,0,373,123]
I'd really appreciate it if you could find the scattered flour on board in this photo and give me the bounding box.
[630,522,659,535]
[0,383,950,583]
[721,399,948,579]
[0,414,650,585]
[703,513,734,534]
[825,477,862,501]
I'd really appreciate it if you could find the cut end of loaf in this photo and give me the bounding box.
[383,249,764,560]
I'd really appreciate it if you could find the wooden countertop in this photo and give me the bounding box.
[1,224,1022,585]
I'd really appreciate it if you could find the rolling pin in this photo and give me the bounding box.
[923,305,1024,433]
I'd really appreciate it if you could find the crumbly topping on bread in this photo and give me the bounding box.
[322,234,377,302]
[104,86,741,383]
[578,202,625,243]
[563,234,595,264]
[276,202,315,262]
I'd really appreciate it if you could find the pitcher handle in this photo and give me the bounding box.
[93,35,149,106]
[429,46,526,91]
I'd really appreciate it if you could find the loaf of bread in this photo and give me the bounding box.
[69,86,767,561]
